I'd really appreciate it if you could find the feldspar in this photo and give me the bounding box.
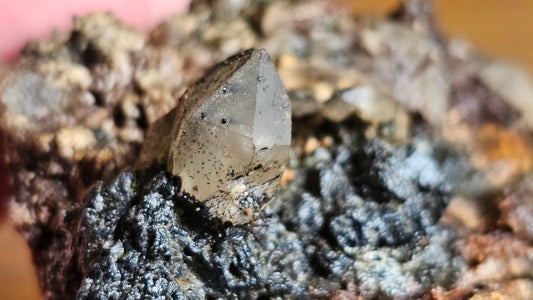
[138,48,291,224]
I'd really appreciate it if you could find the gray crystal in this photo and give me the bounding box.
[321,85,411,142]
[138,49,291,224]
[322,85,399,123]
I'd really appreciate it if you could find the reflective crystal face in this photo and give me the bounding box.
[138,49,291,224]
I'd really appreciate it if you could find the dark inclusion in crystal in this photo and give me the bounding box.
[138,48,291,224]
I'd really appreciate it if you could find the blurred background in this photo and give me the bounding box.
[1,0,533,299]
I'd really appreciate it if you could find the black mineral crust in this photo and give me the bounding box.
[77,170,310,299]
[73,125,462,299]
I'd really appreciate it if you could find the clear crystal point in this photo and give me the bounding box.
[138,49,291,224]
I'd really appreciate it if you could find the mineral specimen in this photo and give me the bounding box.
[77,170,311,299]
[138,48,291,224]
[76,125,460,299]
[3,0,533,299]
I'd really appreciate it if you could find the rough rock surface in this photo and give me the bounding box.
[77,170,309,299]
[2,0,533,299]
[66,127,462,299]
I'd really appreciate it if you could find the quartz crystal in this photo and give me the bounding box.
[138,49,291,224]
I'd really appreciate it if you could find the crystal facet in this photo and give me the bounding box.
[138,49,291,224]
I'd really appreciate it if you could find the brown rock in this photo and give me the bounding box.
[500,176,533,241]
[441,195,498,233]
[457,233,533,290]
